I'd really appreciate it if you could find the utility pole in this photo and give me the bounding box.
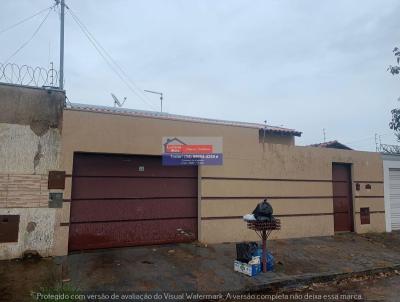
[323,128,326,142]
[59,0,65,90]
[144,90,163,112]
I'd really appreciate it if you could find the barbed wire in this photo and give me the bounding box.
[0,62,59,87]
[378,143,400,154]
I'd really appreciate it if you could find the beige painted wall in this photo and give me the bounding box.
[201,215,334,243]
[61,109,270,174]
[56,108,385,255]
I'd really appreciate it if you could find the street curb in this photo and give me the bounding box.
[241,264,400,293]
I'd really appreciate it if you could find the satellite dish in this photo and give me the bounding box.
[111,93,127,107]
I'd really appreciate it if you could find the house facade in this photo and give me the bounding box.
[0,84,385,259]
[382,153,400,232]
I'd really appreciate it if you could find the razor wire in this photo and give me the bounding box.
[378,143,400,154]
[0,62,59,87]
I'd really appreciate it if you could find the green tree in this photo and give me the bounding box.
[389,47,400,141]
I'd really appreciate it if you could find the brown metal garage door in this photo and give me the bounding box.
[68,153,198,251]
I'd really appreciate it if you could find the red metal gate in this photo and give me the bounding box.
[332,163,354,232]
[68,153,198,251]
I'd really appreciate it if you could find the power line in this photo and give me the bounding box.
[4,7,53,65]
[67,7,157,110]
[67,9,156,110]
[68,8,154,106]
[0,4,55,36]
[66,6,157,110]
[343,133,392,145]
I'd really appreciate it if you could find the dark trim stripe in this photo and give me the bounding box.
[60,222,70,226]
[202,196,338,200]
[355,210,385,214]
[202,177,333,182]
[70,216,197,224]
[68,196,383,202]
[201,216,242,220]
[66,174,383,184]
[202,213,333,220]
[202,176,383,184]
[354,196,384,199]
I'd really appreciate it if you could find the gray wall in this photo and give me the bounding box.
[0,83,65,259]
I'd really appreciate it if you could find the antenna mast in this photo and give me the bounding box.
[59,0,65,89]
[144,90,163,112]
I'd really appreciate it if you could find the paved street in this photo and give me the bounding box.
[224,271,400,301]
[1,232,400,301]
[279,271,400,302]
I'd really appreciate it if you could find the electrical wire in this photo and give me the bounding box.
[4,7,53,65]
[343,133,391,145]
[0,4,55,36]
[66,6,158,110]
[68,8,154,105]
[68,8,157,110]
[67,10,155,110]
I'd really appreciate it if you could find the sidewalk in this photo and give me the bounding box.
[1,232,400,301]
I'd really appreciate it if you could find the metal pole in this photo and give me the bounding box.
[144,90,163,112]
[262,231,267,273]
[59,0,65,90]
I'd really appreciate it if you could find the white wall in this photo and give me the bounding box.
[382,154,400,232]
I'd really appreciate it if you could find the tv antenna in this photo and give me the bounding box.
[144,90,163,112]
[111,93,126,107]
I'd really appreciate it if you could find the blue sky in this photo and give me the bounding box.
[1,0,399,150]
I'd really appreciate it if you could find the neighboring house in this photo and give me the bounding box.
[381,144,400,232]
[308,140,353,150]
[0,83,386,259]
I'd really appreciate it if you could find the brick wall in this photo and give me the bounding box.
[0,174,48,208]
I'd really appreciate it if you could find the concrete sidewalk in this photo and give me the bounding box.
[1,232,400,301]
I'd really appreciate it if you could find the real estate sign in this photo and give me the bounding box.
[162,137,223,166]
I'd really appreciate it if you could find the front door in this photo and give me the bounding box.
[332,163,354,232]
